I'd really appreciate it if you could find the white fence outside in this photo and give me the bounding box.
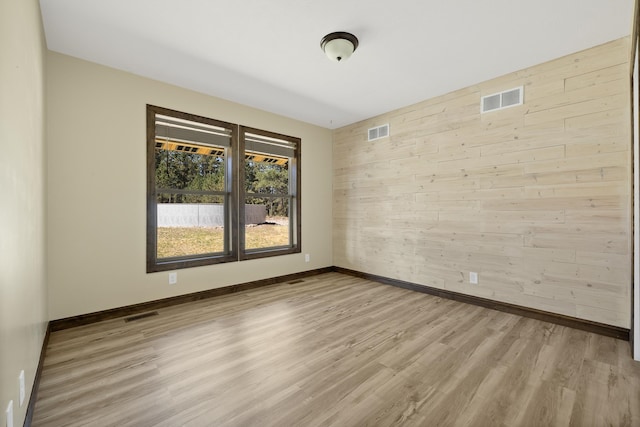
[158,203,266,227]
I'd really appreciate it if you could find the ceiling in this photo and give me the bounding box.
[39,0,634,129]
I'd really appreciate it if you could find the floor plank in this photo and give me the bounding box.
[32,272,640,426]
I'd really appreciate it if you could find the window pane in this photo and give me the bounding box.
[155,148,226,192]
[245,153,289,195]
[240,127,299,259]
[245,196,290,250]
[157,194,227,258]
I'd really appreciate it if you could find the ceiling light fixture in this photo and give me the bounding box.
[320,32,359,62]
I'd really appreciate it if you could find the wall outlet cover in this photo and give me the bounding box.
[469,272,479,284]
[18,371,25,406]
[169,272,177,285]
[6,400,13,427]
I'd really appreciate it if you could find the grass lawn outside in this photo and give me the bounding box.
[157,218,289,258]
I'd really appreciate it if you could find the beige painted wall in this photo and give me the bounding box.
[333,38,632,328]
[0,0,48,424]
[46,52,333,320]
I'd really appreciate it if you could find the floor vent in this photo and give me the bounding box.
[124,311,159,323]
[481,86,523,113]
[368,124,390,141]
[288,279,305,284]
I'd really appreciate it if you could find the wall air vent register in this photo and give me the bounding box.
[368,124,390,141]
[481,86,524,113]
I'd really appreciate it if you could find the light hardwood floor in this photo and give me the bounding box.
[32,273,640,426]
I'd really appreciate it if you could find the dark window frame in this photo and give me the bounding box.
[239,126,302,261]
[147,105,238,272]
[146,105,301,273]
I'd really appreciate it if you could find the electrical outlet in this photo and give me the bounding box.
[18,371,25,407]
[469,272,478,285]
[169,272,177,285]
[305,254,310,263]
[6,400,13,427]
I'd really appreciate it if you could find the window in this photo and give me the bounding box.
[147,105,301,272]
[240,127,301,260]
[147,106,237,271]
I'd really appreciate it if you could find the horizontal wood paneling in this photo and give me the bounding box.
[333,38,632,328]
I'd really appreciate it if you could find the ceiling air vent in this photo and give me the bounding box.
[481,86,523,113]
[368,124,390,141]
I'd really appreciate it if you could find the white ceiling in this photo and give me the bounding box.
[39,0,634,129]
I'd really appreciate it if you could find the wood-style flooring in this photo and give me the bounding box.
[32,272,640,426]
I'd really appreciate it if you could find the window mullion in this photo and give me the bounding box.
[147,105,299,272]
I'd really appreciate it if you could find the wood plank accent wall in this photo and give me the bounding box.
[333,38,632,328]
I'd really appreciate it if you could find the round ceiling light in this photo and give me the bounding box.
[320,32,359,62]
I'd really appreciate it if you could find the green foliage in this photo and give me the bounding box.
[155,149,225,203]
[156,148,290,217]
[245,160,289,217]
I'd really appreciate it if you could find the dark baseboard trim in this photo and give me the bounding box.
[50,267,333,332]
[23,322,50,427]
[48,265,629,341]
[333,266,630,341]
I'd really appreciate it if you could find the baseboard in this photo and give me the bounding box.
[48,265,630,341]
[50,267,333,331]
[333,266,630,341]
[23,322,50,427]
